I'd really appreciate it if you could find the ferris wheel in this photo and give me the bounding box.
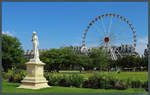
[81,13,136,60]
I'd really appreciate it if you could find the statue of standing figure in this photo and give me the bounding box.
[31,32,40,61]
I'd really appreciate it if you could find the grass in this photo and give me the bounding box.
[2,79,147,94]
[50,71,148,81]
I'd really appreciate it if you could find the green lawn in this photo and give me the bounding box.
[51,71,148,81]
[2,79,147,94]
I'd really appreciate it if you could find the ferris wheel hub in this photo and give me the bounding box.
[104,37,109,43]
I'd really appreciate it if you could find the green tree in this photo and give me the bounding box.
[140,56,148,71]
[88,48,109,71]
[2,34,26,72]
[107,59,116,71]
[59,47,77,69]
[77,54,93,71]
[40,47,79,72]
[116,56,140,71]
[40,49,62,72]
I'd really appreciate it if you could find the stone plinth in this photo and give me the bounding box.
[18,59,50,89]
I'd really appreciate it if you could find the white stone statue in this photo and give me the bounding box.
[31,32,40,61]
[18,31,49,89]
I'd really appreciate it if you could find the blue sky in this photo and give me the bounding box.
[2,2,148,55]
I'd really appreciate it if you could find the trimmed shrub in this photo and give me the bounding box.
[45,74,61,86]
[69,74,84,88]
[115,80,127,90]
[5,70,148,91]
[142,80,148,91]
[8,70,26,83]
[83,73,121,89]
[131,80,142,88]
[45,74,84,88]
[83,80,92,88]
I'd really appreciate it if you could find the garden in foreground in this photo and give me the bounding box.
[2,70,148,94]
[2,79,147,94]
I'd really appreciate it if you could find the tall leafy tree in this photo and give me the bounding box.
[2,34,25,72]
[59,47,77,69]
[77,54,93,71]
[40,47,79,72]
[88,48,109,70]
[40,49,62,72]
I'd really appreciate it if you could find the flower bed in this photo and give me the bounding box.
[2,70,148,91]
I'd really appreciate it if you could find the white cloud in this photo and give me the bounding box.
[2,30,14,36]
[137,37,148,44]
[136,36,148,56]
[136,45,147,56]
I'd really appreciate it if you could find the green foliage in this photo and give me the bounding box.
[44,73,84,88]
[77,54,93,70]
[116,56,135,68]
[131,79,142,88]
[40,47,112,71]
[89,48,110,70]
[83,73,118,89]
[115,56,147,71]
[2,72,11,80]
[115,80,127,90]
[40,49,61,72]
[7,70,26,83]
[142,80,148,91]
[40,47,79,72]
[140,56,148,70]
[2,70,148,91]
[69,74,84,88]
[2,79,148,93]
[2,34,26,72]
[59,47,79,69]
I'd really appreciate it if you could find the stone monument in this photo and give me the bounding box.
[18,32,50,89]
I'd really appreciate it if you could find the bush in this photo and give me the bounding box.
[115,80,127,90]
[58,75,70,87]
[2,72,11,80]
[5,70,148,91]
[8,70,26,83]
[44,73,60,86]
[83,80,92,88]
[45,73,84,88]
[142,80,148,91]
[69,74,84,88]
[131,80,142,88]
[83,73,121,89]
[88,73,101,88]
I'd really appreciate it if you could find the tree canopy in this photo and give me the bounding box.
[2,34,26,72]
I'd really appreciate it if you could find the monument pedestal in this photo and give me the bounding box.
[18,59,50,89]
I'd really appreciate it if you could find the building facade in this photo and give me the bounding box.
[24,44,139,60]
[144,44,149,57]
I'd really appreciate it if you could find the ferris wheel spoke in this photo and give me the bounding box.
[117,26,129,36]
[89,16,104,37]
[110,25,129,41]
[110,19,122,35]
[96,20,106,38]
[99,41,105,46]
[86,40,104,43]
[111,37,133,41]
[109,33,116,39]
[100,17,107,36]
[108,16,113,36]
[93,22,105,38]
